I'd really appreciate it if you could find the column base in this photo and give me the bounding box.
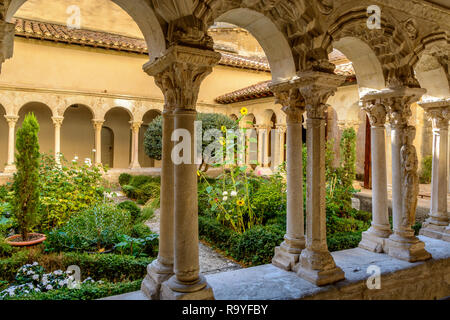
[272,237,305,271]
[160,274,215,300]
[385,234,432,262]
[296,249,345,286]
[419,221,449,241]
[141,260,174,300]
[358,227,392,253]
[129,164,142,170]
[3,164,16,173]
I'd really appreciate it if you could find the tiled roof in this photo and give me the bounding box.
[215,63,356,104]
[12,18,271,72]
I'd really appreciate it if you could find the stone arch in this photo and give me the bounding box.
[256,109,276,126]
[413,34,450,98]
[101,104,134,122]
[17,101,54,154]
[104,106,132,168]
[327,6,417,88]
[61,104,95,163]
[213,8,297,82]
[6,0,166,62]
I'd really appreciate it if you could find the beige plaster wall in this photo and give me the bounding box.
[104,108,131,169]
[0,106,7,171]
[15,0,143,38]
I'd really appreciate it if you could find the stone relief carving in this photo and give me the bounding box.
[400,125,419,229]
[363,102,387,127]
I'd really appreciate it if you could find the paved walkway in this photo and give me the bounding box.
[145,208,242,275]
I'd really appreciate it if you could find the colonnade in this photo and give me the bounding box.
[1,113,145,171]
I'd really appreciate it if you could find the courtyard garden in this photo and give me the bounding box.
[0,113,159,300]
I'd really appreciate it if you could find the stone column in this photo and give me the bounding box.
[129,121,143,169]
[255,124,272,175]
[295,71,346,286]
[358,97,391,252]
[419,100,450,240]
[270,83,306,271]
[52,116,64,164]
[256,125,265,167]
[143,45,221,300]
[383,87,431,262]
[277,124,287,165]
[92,120,104,166]
[4,115,19,173]
[142,107,175,299]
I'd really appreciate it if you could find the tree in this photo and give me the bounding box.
[144,113,237,170]
[13,113,40,241]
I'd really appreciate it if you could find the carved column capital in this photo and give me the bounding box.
[4,115,19,127]
[276,124,287,134]
[144,45,221,111]
[270,81,305,124]
[418,99,450,130]
[362,102,387,127]
[92,119,105,130]
[130,121,143,133]
[52,116,64,128]
[294,71,345,120]
[362,87,426,128]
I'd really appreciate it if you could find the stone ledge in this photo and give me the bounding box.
[206,236,450,300]
[102,236,449,300]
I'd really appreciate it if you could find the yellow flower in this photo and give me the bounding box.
[98,248,105,253]
[197,170,201,177]
[219,137,226,146]
[221,126,227,133]
[240,107,248,116]
[236,199,245,206]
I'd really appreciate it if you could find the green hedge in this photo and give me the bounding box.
[5,280,142,300]
[199,215,365,266]
[0,250,153,283]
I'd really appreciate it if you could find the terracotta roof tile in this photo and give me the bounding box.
[215,63,356,104]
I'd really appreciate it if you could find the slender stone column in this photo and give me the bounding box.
[143,45,220,300]
[358,97,391,252]
[277,124,287,165]
[255,125,272,175]
[129,121,143,169]
[52,116,64,164]
[295,71,346,286]
[92,120,104,166]
[419,100,450,240]
[142,81,176,299]
[256,125,265,167]
[383,87,431,262]
[4,115,19,173]
[270,83,306,271]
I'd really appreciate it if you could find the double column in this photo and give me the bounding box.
[358,97,391,252]
[92,119,104,166]
[383,87,431,262]
[419,100,450,241]
[142,45,221,300]
[270,82,305,271]
[255,124,272,175]
[4,115,19,173]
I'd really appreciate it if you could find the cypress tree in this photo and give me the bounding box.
[13,112,40,241]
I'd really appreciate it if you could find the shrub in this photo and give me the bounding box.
[138,206,154,224]
[44,204,132,253]
[144,113,236,164]
[38,153,108,231]
[0,238,13,258]
[117,201,141,222]
[231,225,284,266]
[131,223,153,238]
[251,176,286,224]
[12,113,41,241]
[121,176,160,204]
[7,280,142,300]
[419,155,433,184]
[118,173,132,186]
[327,232,362,252]
[0,249,153,283]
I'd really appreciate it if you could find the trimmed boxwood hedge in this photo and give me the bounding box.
[0,250,153,283]
[199,215,365,267]
[5,280,142,300]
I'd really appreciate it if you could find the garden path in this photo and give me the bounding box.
[145,208,242,275]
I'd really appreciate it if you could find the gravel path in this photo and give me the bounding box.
[146,209,242,275]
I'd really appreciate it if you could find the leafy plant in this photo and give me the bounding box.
[12,113,41,241]
[44,204,133,252]
[117,201,141,222]
[419,155,432,184]
[118,173,132,186]
[113,233,158,257]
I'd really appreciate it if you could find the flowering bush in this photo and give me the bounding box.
[0,262,102,300]
[37,153,110,231]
